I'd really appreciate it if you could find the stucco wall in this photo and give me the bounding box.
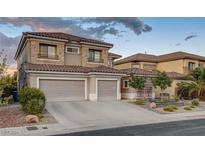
[157,60,184,74]
[154,79,185,99]
[26,73,122,101]
[114,62,132,69]
[81,45,109,67]
[64,52,82,65]
[30,39,65,65]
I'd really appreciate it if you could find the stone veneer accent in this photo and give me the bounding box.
[30,39,65,65]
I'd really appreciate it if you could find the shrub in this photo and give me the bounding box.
[0,96,13,106]
[190,105,195,108]
[191,99,199,106]
[19,87,46,114]
[163,105,178,112]
[135,99,145,105]
[184,106,192,110]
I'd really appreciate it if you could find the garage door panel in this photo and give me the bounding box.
[98,80,117,101]
[39,79,85,102]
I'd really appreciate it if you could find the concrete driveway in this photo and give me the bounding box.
[46,101,170,130]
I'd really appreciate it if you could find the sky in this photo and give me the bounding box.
[0,17,205,64]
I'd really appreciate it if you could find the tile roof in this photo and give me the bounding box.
[114,51,205,65]
[120,68,157,77]
[108,52,122,59]
[120,68,185,79]
[24,32,113,47]
[166,72,185,79]
[24,63,123,74]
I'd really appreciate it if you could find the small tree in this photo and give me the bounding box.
[152,72,172,100]
[0,50,8,95]
[0,49,7,77]
[129,74,147,99]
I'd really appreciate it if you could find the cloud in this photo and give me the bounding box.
[0,17,152,64]
[82,17,152,35]
[86,24,120,38]
[175,43,181,46]
[0,17,152,38]
[0,32,20,64]
[184,35,197,41]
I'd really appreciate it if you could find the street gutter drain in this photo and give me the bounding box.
[26,126,38,131]
[42,126,48,129]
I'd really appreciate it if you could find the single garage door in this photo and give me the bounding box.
[98,80,117,101]
[39,79,85,102]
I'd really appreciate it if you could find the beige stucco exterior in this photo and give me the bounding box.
[26,72,121,101]
[17,38,111,68]
[16,34,124,101]
[157,60,184,74]
[114,55,205,99]
[154,79,185,99]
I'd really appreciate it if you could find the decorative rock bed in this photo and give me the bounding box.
[0,104,57,128]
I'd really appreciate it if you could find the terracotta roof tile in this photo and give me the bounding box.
[166,72,185,79]
[24,32,113,47]
[24,63,123,74]
[120,68,157,77]
[114,51,205,65]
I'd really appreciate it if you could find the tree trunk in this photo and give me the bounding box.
[161,89,164,101]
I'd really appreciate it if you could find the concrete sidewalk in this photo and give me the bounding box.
[1,109,205,135]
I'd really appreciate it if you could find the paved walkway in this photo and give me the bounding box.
[1,101,205,135]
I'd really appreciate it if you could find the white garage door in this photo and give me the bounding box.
[98,80,117,101]
[39,79,85,102]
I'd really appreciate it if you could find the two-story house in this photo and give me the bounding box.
[15,32,124,102]
[114,51,205,99]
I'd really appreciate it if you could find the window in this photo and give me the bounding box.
[39,44,57,59]
[123,80,129,88]
[88,49,103,63]
[199,63,204,68]
[143,64,156,70]
[108,59,113,67]
[188,62,195,71]
[66,47,79,54]
[132,64,140,68]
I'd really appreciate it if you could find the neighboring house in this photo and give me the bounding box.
[120,68,157,100]
[15,32,124,102]
[114,51,205,99]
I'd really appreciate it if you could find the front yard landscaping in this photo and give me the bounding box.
[0,104,57,128]
[130,98,205,114]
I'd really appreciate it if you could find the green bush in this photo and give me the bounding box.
[135,99,145,105]
[19,87,46,114]
[191,99,199,106]
[0,96,13,106]
[184,106,192,110]
[24,98,45,114]
[163,105,178,112]
[190,105,195,108]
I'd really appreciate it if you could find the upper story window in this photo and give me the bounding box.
[88,49,103,63]
[108,59,113,67]
[132,64,140,68]
[199,63,204,68]
[143,64,156,70]
[123,80,129,88]
[188,62,195,71]
[66,46,79,54]
[39,44,58,59]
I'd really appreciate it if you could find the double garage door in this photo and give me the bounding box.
[39,79,86,102]
[39,79,118,102]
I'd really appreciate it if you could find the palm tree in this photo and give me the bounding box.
[177,67,205,98]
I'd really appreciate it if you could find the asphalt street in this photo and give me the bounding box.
[57,118,205,136]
